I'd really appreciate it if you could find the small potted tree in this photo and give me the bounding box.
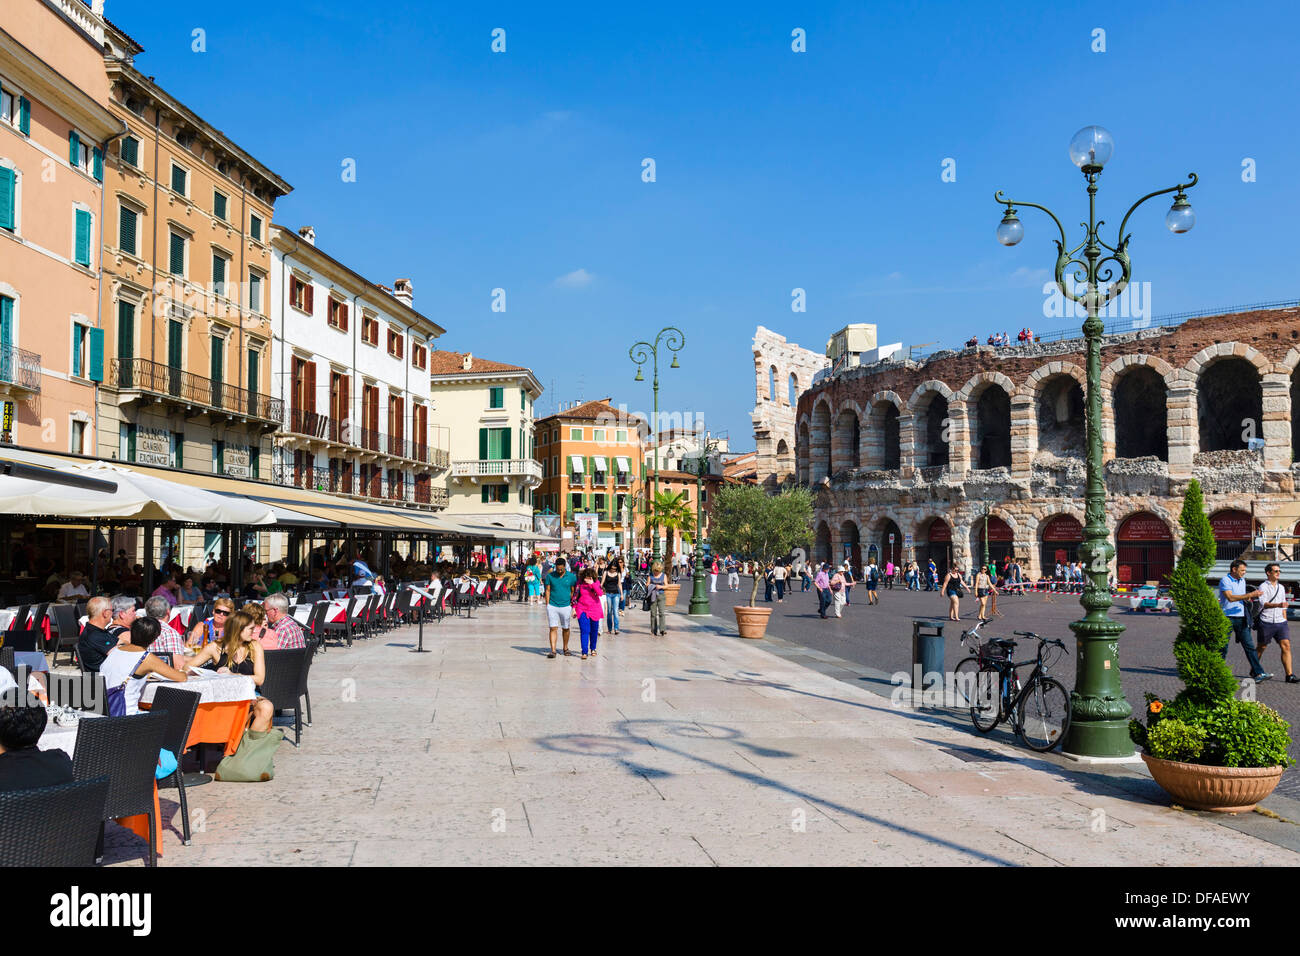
[1130,479,1293,812]
[645,490,693,606]
[709,484,813,639]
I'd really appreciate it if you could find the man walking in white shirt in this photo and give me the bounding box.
[1254,562,1297,683]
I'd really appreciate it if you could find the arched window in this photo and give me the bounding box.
[788,373,798,406]
[768,366,777,402]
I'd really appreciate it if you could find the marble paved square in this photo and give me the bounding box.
[101,602,1300,866]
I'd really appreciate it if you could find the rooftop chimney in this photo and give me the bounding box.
[461,353,473,370]
[298,225,316,245]
[392,278,413,308]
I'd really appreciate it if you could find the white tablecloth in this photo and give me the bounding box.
[38,712,103,758]
[139,671,255,705]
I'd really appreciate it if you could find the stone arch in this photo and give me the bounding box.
[1100,353,1178,392]
[1114,507,1181,586]
[1112,364,1169,460]
[814,520,833,564]
[775,438,793,481]
[1185,341,1272,381]
[1194,354,1263,452]
[809,399,833,482]
[831,403,862,472]
[913,513,954,578]
[907,380,954,470]
[963,508,1021,571]
[838,519,862,569]
[957,373,1014,471]
[866,390,903,471]
[788,372,799,406]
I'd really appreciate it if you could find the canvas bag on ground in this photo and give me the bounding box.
[214,727,285,782]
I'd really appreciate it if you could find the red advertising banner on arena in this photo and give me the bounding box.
[1209,510,1253,540]
[1042,514,1083,542]
[980,517,1014,542]
[926,520,951,542]
[1118,514,1172,541]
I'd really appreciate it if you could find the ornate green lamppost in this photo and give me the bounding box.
[688,435,720,616]
[995,126,1197,758]
[629,327,684,563]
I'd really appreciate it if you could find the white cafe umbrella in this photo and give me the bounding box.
[0,469,155,518]
[66,461,276,525]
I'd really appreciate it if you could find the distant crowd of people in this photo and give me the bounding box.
[965,328,1038,348]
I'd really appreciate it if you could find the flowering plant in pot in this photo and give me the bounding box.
[708,484,813,639]
[1129,479,1293,811]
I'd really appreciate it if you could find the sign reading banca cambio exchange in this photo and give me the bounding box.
[224,443,252,478]
[135,427,172,467]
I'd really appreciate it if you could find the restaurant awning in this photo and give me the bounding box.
[0,449,275,524]
[570,455,584,473]
[615,457,631,473]
[592,456,608,471]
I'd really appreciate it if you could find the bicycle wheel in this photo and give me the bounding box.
[951,657,984,709]
[968,662,1002,733]
[1016,677,1071,752]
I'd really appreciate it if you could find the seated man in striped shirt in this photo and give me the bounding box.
[264,594,306,650]
[143,595,188,660]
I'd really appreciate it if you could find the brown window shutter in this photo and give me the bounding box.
[306,283,314,314]
[305,360,317,413]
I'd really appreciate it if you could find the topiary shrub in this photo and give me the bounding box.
[1129,479,1293,768]
[1145,718,1206,763]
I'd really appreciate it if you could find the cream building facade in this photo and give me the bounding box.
[430,351,542,531]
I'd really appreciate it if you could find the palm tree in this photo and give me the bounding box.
[643,490,695,570]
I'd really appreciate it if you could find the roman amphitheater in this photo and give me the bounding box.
[767,305,1300,584]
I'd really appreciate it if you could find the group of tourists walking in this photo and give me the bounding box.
[535,550,674,660]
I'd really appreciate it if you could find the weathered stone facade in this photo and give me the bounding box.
[751,327,830,491]
[796,307,1300,580]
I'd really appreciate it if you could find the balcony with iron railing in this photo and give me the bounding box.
[282,412,450,470]
[451,458,544,482]
[271,461,449,510]
[0,345,42,395]
[111,357,282,427]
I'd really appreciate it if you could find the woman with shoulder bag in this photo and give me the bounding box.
[647,561,668,636]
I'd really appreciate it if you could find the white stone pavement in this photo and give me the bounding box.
[104,600,1300,866]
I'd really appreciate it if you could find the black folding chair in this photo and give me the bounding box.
[149,686,199,845]
[261,649,308,745]
[0,777,111,866]
[72,711,168,867]
[322,598,357,648]
[50,604,82,668]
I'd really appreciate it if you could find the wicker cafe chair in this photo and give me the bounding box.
[72,711,168,867]
[149,685,200,845]
[50,604,82,667]
[297,641,314,727]
[0,776,111,867]
[0,647,15,683]
[261,648,308,745]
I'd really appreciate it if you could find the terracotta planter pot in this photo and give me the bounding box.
[663,584,681,607]
[1141,753,1284,813]
[733,605,773,639]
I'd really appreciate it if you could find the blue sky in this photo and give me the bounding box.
[107,0,1300,445]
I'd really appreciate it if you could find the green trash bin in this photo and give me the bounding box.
[912,619,945,708]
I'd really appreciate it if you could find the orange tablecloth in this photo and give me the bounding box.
[188,700,252,755]
[118,783,163,857]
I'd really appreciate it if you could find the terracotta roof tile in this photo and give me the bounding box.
[428,350,530,376]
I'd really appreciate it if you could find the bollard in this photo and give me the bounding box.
[911,619,945,709]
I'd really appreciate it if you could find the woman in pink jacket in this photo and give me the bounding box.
[573,567,606,659]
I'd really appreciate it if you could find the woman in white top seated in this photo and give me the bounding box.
[99,618,188,716]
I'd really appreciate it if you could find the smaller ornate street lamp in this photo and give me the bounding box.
[687,435,721,616]
[629,327,684,563]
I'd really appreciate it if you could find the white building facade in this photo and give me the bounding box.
[269,225,448,509]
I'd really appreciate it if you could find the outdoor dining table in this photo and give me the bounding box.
[291,598,349,626]
[37,712,164,858]
[167,605,197,632]
[139,670,256,756]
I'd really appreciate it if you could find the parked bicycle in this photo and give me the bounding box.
[952,627,1071,752]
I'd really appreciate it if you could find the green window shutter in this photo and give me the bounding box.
[0,167,14,230]
[490,386,503,408]
[127,425,137,462]
[117,301,134,358]
[69,130,80,166]
[73,209,91,266]
[250,215,262,241]
[478,427,487,460]
[502,428,511,460]
[520,389,525,410]
[248,349,259,394]
[212,254,226,288]
[119,205,136,254]
[18,98,29,136]
[213,192,227,220]
[169,233,184,275]
[88,327,104,382]
[210,337,223,382]
[92,147,103,182]
[120,136,137,166]
[72,326,82,378]
[481,484,489,503]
